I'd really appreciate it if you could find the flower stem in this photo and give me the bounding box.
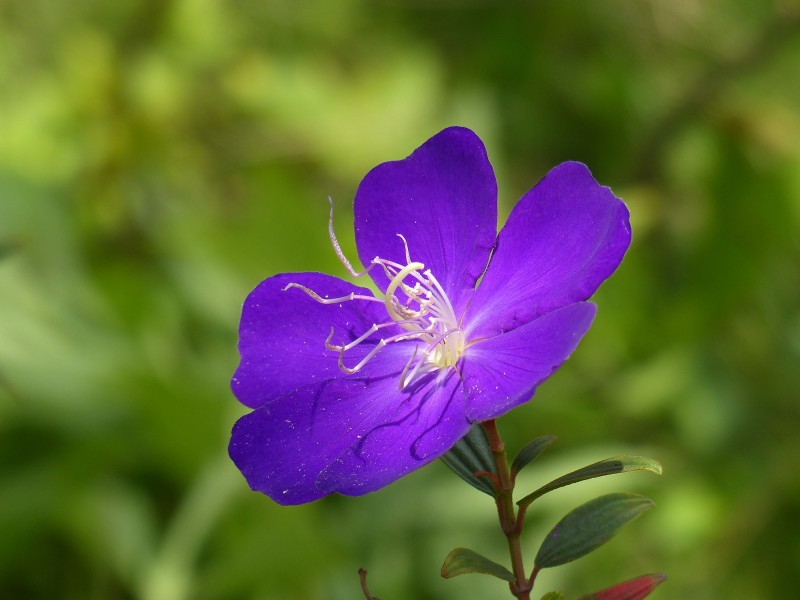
[481,420,533,600]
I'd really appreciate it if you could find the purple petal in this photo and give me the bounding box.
[231,272,392,409]
[230,346,469,504]
[463,162,630,339]
[229,382,355,505]
[317,370,469,496]
[461,302,596,422]
[354,127,497,316]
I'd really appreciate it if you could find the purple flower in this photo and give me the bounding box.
[229,127,630,505]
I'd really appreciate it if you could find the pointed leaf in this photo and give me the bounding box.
[441,424,497,496]
[511,435,557,476]
[541,593,566,600]
[518,456,662,509]
[578,573,667,600]
[440,547,515,582]
[535,493,654,568]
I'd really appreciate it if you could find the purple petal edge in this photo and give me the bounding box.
[354,126,497,317]
[462,302,597,422]
[464,162,629,339]
[231,272,390,409]
[230,348,469,504]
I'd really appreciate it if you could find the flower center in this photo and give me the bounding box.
[376,255,465,377]
[283,200,465,389]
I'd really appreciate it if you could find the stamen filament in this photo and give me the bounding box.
[283,283,382,305]
[338,339,387,374]
[425,269,457,322]
[325,319,418,352]
[402,350,435,388]
[399,346,419,389]
[327,197,375,278]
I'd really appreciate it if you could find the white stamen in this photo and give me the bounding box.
[384,262,425,324]
[401,349,434,389]
[397,234,413,265]
[282,283,381,305]
[283,202,466,389]
[327,197,375,278]
[399,345,419,389]
[338,339,388,374]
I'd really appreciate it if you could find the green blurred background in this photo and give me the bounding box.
[2,1,799,598]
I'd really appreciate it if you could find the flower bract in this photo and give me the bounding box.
[229,127,631,505]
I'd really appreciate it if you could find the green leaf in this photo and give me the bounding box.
[440,424,497,496]
[518,456,662,509]
[578,573,667,599]
[511,435,557,476]
[540,593,566,600]
[535,493,655,568]
[440,547,515,582]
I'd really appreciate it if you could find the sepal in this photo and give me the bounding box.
[440,424,497,496]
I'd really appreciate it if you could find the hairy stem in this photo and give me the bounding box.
[482,420,532,599]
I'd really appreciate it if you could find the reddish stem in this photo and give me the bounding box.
[481,420,533,600]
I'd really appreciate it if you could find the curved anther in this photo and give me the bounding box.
[397,233,413,265]
[384,262,425,322]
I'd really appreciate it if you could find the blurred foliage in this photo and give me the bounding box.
[1,0,799,598]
